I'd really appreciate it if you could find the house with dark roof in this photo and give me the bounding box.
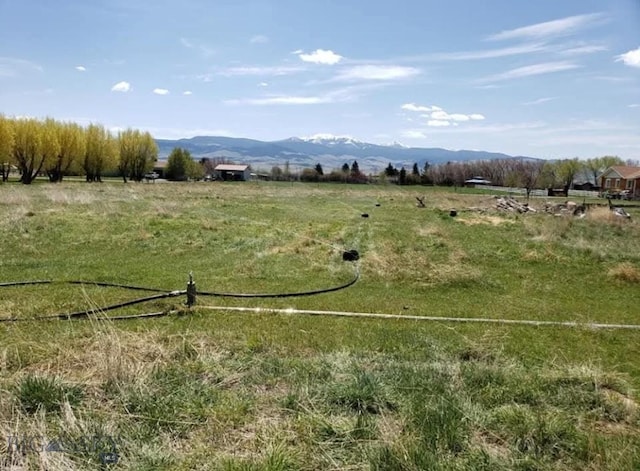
[600,166,640,199]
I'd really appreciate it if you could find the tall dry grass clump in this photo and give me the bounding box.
[608,262,640,283]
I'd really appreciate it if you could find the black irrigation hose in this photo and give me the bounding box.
[0,262,360,322]
[196,265,360,298]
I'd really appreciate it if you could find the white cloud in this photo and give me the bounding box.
[298,49,343,65]
[218,66,305,76]
[183,90,193,95]
[430,43,548,61]
[401,103,433,112]
[522,97,556,106]
[180,37,194,48]
[336,65,420,81]
[111,81,131,92]
[480,61,580,82]
[180,37,214,57]
[615,47,640,68]
[226,95,330,105]
[488,13,606,41]
[153,88,169,95]
[290,49,304,55]
[75,65,86,72]
[401,130,427,139]
[258,82,268,87]
[560,44,608,55]
[403,103,484,123]
[250,35,269,44]
[629,104,640,108]
[0,57,43,77]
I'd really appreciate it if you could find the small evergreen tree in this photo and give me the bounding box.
[398,167,407,185]
[315,163,324,175]
[384,163,398,177]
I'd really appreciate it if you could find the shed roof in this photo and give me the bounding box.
[214,164,249,172]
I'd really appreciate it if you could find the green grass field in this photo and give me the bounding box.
[1,181,639,470]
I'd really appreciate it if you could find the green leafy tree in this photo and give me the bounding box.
[84,124,117,182]
[585,156,623,186]
[46,121,85,182]
[557,158,583,192]
[166,147,192,181]
[300,167,320,182]
[118,129,158,182]
[186,159,204,180]
[271,165,283,180]
[0,115,15,182]
[12,118,59,184]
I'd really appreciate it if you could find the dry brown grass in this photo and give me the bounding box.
[607,262,640,283]
[457,214,514,226]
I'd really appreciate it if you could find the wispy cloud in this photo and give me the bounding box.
[401,103,435,112]
[111,81,131,92]
[258,82,268,87]
[560,43,608,55]
[615,47,640,68]
[179,37,215,57]
[0,57,43,77]
[75,65,86,72]
[428,43,548,61]
[183,90,193,95]
[427,120,451,127]
[522,97,557,105]
[218,66,305,76]
[479,61,580,82]
[180,37,194,48]
[224,84,376,106]
[401,129,427,139]
[487,13,606,41]
[629,104,640,108]
[226,95,331,106]
[298,49,343,65]
[335,65,420,81]
[402,103,484,127]
[250,35,269,44]
[153,88,169,95]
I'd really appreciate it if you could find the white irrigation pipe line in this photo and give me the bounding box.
[198,305,640,330]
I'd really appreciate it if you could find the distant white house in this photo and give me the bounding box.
[465,176,491,186]
[213,164,250,181]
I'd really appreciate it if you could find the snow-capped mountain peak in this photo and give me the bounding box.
[297,133,365,147]
[386,140,409,149]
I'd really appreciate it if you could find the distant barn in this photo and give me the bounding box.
[213,164,250,181]
[465,176,491,187]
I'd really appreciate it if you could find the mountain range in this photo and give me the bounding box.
[155,134,532,172]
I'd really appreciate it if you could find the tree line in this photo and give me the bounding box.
[263,156,631,194]
[0,116,158,184]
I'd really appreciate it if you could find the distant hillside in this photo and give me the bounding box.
[155,135,534,172]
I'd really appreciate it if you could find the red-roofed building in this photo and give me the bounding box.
[600,166,640,199]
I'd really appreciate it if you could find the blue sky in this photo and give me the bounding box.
[1,0,639,159]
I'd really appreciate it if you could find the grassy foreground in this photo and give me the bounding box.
[0,181,639,470]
